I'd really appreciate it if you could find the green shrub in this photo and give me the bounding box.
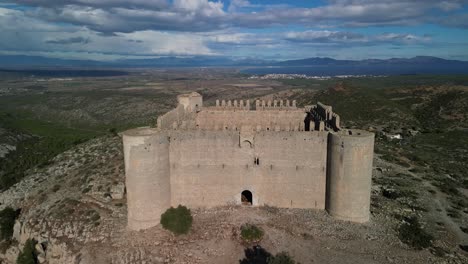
[447,208,461,219]
[16,239,37,264]
[268,251,297,264]
[108,128,118,137]
[160,205,193,235]
[398,216,433,249]
[239,245,271,264]
[382,188,399,200]
[460,245,468,253]
[0,207,19,241]
[239,246,298,264]
[90,212,101,222]
[460,226,468,234]
[240,224,264,243]
[51,184,60,192]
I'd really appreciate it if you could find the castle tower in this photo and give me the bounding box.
[326,130,374,223]
[177,92,202,112]
[123,128,171,230]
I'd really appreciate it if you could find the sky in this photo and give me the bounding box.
[0,0,468,61]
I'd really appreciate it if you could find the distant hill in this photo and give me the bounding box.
[0,55,108,67]
[0,54,467,71]
[0,55,271,68]
[276,56,468,66]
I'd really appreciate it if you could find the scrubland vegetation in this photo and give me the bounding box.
[0,70,466,263]
[160,205,193,235]
[286,75,468,255]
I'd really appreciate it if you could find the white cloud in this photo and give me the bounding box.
[15,0,168,9]
[173,0,224,16]
[284,30,367,43]
[283,30,431,46]
[8,0,467,34]
[0,1,466,60]
[228,0,253,12]
[119,31,215,55]
[0,8,215,58]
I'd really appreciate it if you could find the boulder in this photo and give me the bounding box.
[111,183,125,200]
[13,220,21,241]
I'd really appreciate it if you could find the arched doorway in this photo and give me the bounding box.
[241,190,253,205]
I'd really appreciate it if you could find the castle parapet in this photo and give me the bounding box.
[157,104,186,130]
[255,99,297,110]
[310,102,341,131]
[177,92,202,112]
[213,99,251,110]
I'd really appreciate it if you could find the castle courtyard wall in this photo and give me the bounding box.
[157,104,186,129]
[195,110,307,131]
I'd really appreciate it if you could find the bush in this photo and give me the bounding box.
[460,245,468,253]
[382,188,400,200]
[16,239,37,264]
[160,205,192,235]
[398,216,433,249]
[239,246,298,264]
[239,245,271,264]
[0,207,19,241]
[51,184,60,192]
[108,128,118,137]
[240,224,264,243]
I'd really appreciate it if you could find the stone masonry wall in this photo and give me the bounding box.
[195,110,307,131]
[157,104,186,129]
[168,130,327,209]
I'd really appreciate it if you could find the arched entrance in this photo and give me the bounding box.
[241,190,253,205]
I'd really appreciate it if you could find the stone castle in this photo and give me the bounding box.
[122,92,375,230]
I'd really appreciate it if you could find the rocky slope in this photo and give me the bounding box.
[0,134,466,263]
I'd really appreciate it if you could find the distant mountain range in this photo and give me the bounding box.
[0,55,468,75]
[0,55,271,68]
[275,56,468,66]
[1,55,467,68]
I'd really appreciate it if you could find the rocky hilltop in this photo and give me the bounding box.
[0,134,466,263]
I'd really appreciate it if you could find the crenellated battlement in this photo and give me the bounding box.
[209,99,252,110]
[156,94,341,132]
[255,99,297,110]
[309,102,341,131]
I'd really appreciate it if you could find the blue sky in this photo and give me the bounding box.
[0,0,467,61]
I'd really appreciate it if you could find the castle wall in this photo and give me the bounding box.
[195,110,307,131]
[123,128,171,230]
[178,93,202,112]
[123,93,375,230]
[168,130,327,209]
[326,130,374,223]
[252,131,327,208]
[157,104,186,129]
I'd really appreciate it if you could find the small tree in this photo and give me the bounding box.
[108,128,118,137]
[160,205,193,235]
[240,245,271,264]
[398,216,433,249]
[0,207,19,241]
[240,224,264,243]
[239,246,298,264]
[16,239,37,264]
